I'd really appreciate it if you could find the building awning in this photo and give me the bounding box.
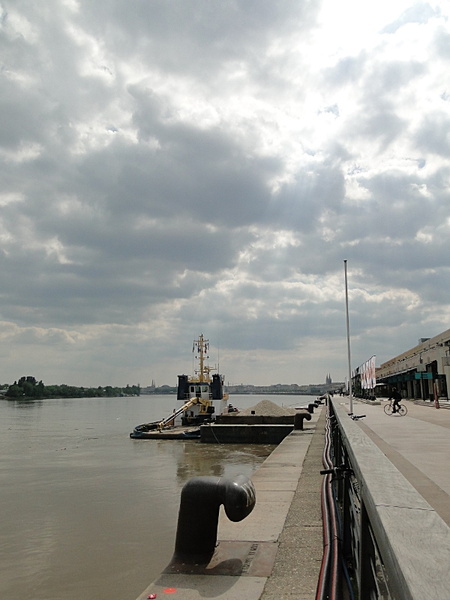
[377,370,418,384]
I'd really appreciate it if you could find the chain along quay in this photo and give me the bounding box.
[135,396,450,600]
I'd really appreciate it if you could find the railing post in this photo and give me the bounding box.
[359,502,375,598]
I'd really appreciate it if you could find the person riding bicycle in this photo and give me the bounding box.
[389,388,402,413]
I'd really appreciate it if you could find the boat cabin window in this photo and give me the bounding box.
[189,385,202,396]
[189,385,209,396]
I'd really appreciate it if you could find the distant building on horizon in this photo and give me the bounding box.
[325,373,332,385]
[141,379,156,394]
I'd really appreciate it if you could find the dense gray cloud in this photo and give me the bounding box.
[1,0,449,387]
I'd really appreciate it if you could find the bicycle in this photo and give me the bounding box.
[384,400,408,416]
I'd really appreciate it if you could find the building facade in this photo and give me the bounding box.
[376,328,450,401]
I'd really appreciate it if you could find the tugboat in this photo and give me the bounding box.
[130,334,228,439]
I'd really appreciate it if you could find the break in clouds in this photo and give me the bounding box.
[1,0,450,386]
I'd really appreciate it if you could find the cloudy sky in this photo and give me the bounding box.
[1,0,450,388]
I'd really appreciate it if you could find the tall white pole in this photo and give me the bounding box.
[344,260,353,414]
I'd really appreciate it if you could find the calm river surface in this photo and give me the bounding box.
[0,393,317,600]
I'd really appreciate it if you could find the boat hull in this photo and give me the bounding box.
[130,426,201,440]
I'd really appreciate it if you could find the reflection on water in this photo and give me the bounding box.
[1,394,319,600]
[175,442,273,484]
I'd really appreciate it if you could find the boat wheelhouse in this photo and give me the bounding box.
[175,334,227,426]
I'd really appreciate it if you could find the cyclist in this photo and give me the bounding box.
[389,388,402,413]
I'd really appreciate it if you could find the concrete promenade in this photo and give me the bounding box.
[344,396,450,527]
[135,397,450,599]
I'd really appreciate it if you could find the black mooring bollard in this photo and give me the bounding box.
[307,403,315,413]
[294,411,312,430]
[171,474,256,565]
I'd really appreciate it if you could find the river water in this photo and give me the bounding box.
[0,393,317,600]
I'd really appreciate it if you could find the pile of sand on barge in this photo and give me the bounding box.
[216,399,301,424]
[237,399,297,417]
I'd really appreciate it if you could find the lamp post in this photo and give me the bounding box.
[344,260,353,414]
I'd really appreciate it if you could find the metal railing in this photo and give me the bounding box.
[327,398,450,600]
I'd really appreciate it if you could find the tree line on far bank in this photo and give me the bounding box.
[3,376,141,399]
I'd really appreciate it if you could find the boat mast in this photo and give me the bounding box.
[193,334,210,382]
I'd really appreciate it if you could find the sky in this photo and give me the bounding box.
[1,0,450,388]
